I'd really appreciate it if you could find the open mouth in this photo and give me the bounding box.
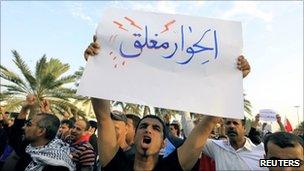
[143,136,151,144]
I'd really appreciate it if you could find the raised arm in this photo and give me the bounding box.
[177,116,220,170]
[276,114,286,132]
[248,114,262,145]
[84,36,119,166]
[177,55,251,170]
[91,98,118,167]
[10,94,35,157]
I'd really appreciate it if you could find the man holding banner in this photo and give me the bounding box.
[80,8,254,171]
[83,34,251,170]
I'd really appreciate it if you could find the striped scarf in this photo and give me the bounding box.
[25,138,75,171]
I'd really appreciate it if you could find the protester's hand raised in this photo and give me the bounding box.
[276,114,282,123]
[23,94,36,109]
[84,35,100,61]
[18,94,36,119]
[252,113,260,128]
[255,113,260,122]
[40,99,51,113]
[237,55,250,78]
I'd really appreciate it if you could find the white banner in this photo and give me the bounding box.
[77,8,244,119]
[259,109,277,122]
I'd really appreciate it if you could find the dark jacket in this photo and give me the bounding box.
[6,118,69,171]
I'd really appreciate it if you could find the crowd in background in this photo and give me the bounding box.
[0,38,303,171]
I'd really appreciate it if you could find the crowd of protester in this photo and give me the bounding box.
[0,38,303,171]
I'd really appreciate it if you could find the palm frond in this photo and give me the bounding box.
[1,84,27,94]
[0,65,29,91]
[49,99,86,118]
[1,51,89,118]
[12,50,37,91]
[113,101,125,112]
[244,94,252,116]
[38,73,56,93]
[47,58,70,78]
[74,67,84,80]
[35,55,47,83]
[2,97,24,112]
[47,75,76,89]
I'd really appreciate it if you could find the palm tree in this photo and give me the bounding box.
[244,93,252,117]
[112,101,142,116]
[0,50,86,117]
[124,103,142,115]
[154,107,179,119]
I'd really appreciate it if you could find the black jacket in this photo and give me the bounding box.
[7,118,69,171]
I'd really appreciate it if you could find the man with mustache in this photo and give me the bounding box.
[202,118,267,170]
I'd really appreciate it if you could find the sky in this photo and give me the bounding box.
[1,1,303,129]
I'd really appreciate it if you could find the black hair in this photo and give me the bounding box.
[135,115,166,140]
[126,114,141,129]
[36,113,60,140]
[170,123,181,137]
[89,120,97,133]
[89,120,97,129]
[264,132,304,154]
[69,117,77,123]
[60,119,74,128]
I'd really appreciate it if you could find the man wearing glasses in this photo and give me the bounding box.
[4,95,75,171]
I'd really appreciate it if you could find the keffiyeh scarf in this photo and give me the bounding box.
[25,138,75,171]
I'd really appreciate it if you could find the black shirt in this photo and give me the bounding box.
[124,144,136,159]
[103,148,183,171]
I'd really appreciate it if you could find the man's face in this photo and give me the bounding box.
[169,125,178,137]
[113,120,128,146]
[265,142,304,171]
[58,123,71,138]
[126,118,135,145]
[134,118,165,156]
[224,119,245,141]
[23,115,44,143]
[70,120,87,141]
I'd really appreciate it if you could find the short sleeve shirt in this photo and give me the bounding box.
[202,138,267,170]
[103,148,183,171]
